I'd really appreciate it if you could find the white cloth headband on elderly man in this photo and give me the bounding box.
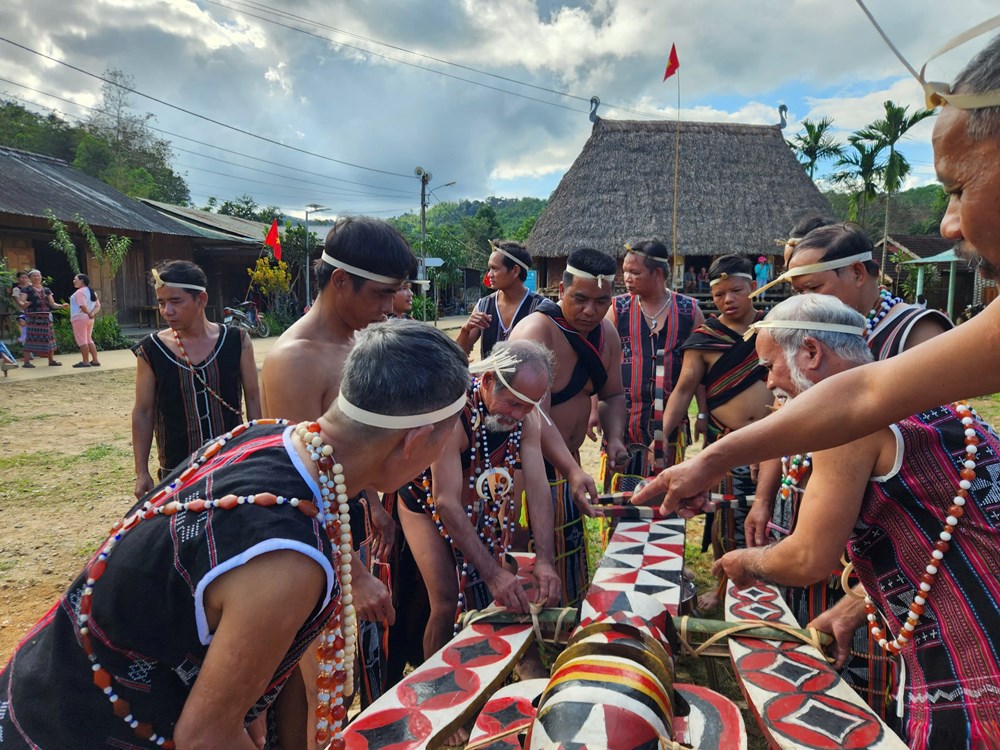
[469,349,553,426]
[750,252,873,299]
[336,392,467,429]
[744,319,867,341]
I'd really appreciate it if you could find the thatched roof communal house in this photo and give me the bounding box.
[526,116,831,291]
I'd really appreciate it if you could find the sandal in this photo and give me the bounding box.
[22,362,36,368]
[90,361,102,366]
[48,360,63,366]
[73,362,91,368]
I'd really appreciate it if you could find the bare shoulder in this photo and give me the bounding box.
[510,310,555,343]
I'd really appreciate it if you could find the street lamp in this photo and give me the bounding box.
[304,203,329,308]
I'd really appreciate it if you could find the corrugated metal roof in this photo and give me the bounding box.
[0,146,196,236]
[140,199,269,242]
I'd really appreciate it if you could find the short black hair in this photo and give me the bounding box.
[154,260,208,299]
[789,213,837,240]
[314,216,416,292]
[563,247,617,287]
[792,224,879,277]
[708,254,753,280]
[627,239,671,275]
[491,240,532,282]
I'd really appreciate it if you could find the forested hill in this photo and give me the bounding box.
[823,184,947,237]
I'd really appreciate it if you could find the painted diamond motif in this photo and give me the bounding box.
[762,655,822,688]
[785,701,866,743]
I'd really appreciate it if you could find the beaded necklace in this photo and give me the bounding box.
[75,419,353,749]
[421,381,523,624]
[779,453,812,502]
[638,291,672,331]
[171,327,243,417]
[865,401,979,656]
[864,288,904,337]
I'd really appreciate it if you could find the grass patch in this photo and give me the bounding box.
[80,444,129,461]
[0,406,15,427]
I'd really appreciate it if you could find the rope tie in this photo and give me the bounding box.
[677,615,832,661]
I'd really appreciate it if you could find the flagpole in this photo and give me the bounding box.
[671,71,681,287]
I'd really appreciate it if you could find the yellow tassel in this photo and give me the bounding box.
[519,490,529,529]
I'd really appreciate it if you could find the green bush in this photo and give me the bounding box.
[53,314,133,354]
[410,295,438,321]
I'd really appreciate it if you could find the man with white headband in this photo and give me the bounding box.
[457,239,549,358]
[260,216,414,739]
[660,254,772,610]
[509,246,626,607]
[396,339,561,664]
[709,294,1000,750]
[132,259,261,499]
[0,319,470,750]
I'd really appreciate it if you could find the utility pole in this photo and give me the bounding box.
[304,203,328,309]
[414,167,431,321]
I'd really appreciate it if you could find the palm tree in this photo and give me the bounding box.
[787,117,844,179]
[833,136,885,227]
[856,101,935,277]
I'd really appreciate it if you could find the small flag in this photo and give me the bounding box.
[483,272,491,288]
[265,218,282,261]
[663,43,680,81]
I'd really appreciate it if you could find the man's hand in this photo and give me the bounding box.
[368,500,397,562]
[352,565,395,624]
[807,595,868,669]
[531,560,563,607]
[692,414,708,443]
[462,311,491,333]
[605,437,629,472]
[630,453,724,515]
[567,467,598,518]
[711,550,757,588]
[585,409,602,442]
[134,471,154,500]
[744,498,773,548]
[487,567,532,614]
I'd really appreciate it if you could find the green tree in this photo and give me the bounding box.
[787,117,844,179]
[855,101,935,276]
[218,194,283,223]
[833,137,885,225]
[461,205,503,266]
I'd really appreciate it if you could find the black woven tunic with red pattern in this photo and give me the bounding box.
[0,424,338,748]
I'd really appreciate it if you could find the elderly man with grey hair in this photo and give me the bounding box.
[706,294,1000,750]
[397,338,562,662]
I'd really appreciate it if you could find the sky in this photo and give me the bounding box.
[0,0,996,221]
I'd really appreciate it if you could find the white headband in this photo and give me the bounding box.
[709,272,753,287]
[490,242,530,272]
[336,392,467,429]
[624,244,670,265]
[151,268,206,292]
[744,319,866,341]
[321,252,406,285]
[469,351,553,426]
[565,264,615,289]
[750,252,873,299]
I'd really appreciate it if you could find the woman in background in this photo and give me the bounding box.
[70,273,101,367]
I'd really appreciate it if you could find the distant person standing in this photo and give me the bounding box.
[684,266,696,293]
[69,273,101,368]
[20,269,66,367]
[697,267,710,293]
[753,256,773,300]
[131,260,261,498]
[456,240,547,358]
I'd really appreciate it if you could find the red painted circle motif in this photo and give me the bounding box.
[764,693,882,749]
[441,632,512,667]
[397,666,481,710]
[343,706,433,749]
[737,649,838,693]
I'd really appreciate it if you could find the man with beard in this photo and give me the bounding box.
[397,340,562,660]
[509,247,626,607]
[712,293,1000,750]
[659,254,773,609]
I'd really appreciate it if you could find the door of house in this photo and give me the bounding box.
[85,254,117,318]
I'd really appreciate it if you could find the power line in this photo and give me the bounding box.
[0,35,416,179]
[0,75,415,196]
[214,0,674,121]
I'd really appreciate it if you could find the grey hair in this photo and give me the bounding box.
[336,319,469,436]
[953,32,1000,140]
[487,339,555,390]
[764,294,873,367]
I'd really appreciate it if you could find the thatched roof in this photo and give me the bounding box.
[527,117,831,258]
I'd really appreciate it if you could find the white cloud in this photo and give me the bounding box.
[265,62,292,94]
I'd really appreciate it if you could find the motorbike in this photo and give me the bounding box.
[223,299,270,338]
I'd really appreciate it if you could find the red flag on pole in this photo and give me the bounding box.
[265,218,282,261]
[663,44,680,81]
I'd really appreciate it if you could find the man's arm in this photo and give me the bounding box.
[238,332,262,421]
[634,304,1000,512]
[454,304,490,355]
[173,550,326,749]
[660,349,706,438]
[808,591,868,669]
[596,322,628,469]
[712,435,877,588]
[745,457,782,548]
[519,412,561,606]
[131,354,157,499]
[432,425,532,613]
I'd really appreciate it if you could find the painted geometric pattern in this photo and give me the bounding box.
[345,622,533,749]
[725,583,907,750]
[467,678,548,750]
[587,519,685,614]
[673,683,747,750]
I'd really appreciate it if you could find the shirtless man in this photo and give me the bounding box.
[260,216,412,744]
[660,254,773,608]
[509,247,626,606]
